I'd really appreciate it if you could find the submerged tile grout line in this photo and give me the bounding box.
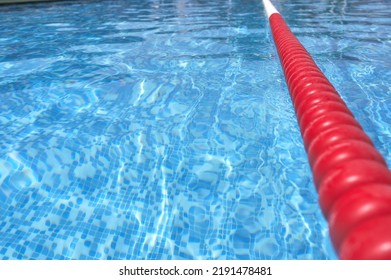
[262,0,391,259]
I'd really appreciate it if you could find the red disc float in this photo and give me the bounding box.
[302,111,362,150]
[329,184,391,250]
[263,0,391,259]
[307,125,373,166]
[339,215,391,259]
[311,140,386,186]
[318,159,391,217]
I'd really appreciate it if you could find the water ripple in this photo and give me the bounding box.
[4,0,388,260]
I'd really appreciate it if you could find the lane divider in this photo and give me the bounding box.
[262,0,391,259]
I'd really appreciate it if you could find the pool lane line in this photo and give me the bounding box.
[262,0,391,260]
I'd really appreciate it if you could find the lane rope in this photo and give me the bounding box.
[262,0,391,259]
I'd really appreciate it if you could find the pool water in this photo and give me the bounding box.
[0,0,390,260]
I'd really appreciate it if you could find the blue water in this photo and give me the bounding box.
[0,0,389,260]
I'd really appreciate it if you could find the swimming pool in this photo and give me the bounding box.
[0,0,389,260]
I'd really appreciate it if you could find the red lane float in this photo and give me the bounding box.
[262,0,391,259]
